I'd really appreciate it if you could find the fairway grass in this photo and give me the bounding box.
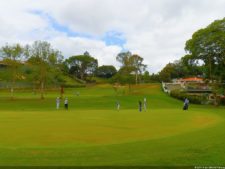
[0,84,224,166]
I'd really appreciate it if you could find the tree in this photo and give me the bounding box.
[65,53,98,80]
[142,71,150,83]
[116,51,132,67]
[116,52,146,84]
[96,65,117,78]
[180,54,204,77]
[159,63,175,82]
[24,41,63,99]
[130,54,147,84]
[0,43,24,99]
[185,18,225,81]
[159,57,204,82]
[111,66,135,92]
[149,73,160,83]
[84,51,90,56]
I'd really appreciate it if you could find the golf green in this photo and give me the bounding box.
[0,84,224,166]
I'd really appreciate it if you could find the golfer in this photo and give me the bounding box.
[116,101,120,111]
[56,97,60,110]
[139,101,142,112]
[64,97,68,110]
[183,98,189,110]
[143,97,147,111]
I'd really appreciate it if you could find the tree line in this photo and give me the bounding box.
[0,41,148,99]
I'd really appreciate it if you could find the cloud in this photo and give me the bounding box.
[1,0,225,73]
[50,36,122,68]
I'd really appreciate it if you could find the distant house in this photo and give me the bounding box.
[176,77,204,84]
[163,77,225,104]
[164,77,208,93]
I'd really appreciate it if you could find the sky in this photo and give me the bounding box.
[0,0,225,73]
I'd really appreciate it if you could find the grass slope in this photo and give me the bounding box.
[0,84,224,166]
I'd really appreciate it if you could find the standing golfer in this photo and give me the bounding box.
[64,97,68,110]
[143,97,147,111]
[56,97,60,110]
[116,101,120,111]
[183,98,189,110]
[139,101,142,112]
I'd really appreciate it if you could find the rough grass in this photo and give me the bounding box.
[0,84,224,166]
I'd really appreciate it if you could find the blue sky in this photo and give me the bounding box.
[31,10,126,48]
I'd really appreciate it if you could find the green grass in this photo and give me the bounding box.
[0,84,224,166]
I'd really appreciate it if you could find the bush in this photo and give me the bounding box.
[170,90,207,104]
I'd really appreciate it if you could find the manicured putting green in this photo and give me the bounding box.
[0,109,221,147]
[0,84,224,166]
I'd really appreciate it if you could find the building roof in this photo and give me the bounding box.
[179,77,203,82]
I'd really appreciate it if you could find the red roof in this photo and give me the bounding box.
[180,77,203,81]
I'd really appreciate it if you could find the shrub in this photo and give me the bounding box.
[170,90,207,104]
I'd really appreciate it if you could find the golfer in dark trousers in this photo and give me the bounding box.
[64,98,68,110]
[139,101,142,112]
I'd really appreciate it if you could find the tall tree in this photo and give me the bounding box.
[116,51,132,67]
[185,18,225,81]
[24,41,63,99]
[65,53,98,80]
[116,52,146,84]
[130,54,147,84]
[0,43,24,99]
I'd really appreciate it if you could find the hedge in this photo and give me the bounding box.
[170,90,208,104]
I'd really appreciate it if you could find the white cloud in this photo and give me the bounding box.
[1,0,225,73]
[50,36,122,68]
